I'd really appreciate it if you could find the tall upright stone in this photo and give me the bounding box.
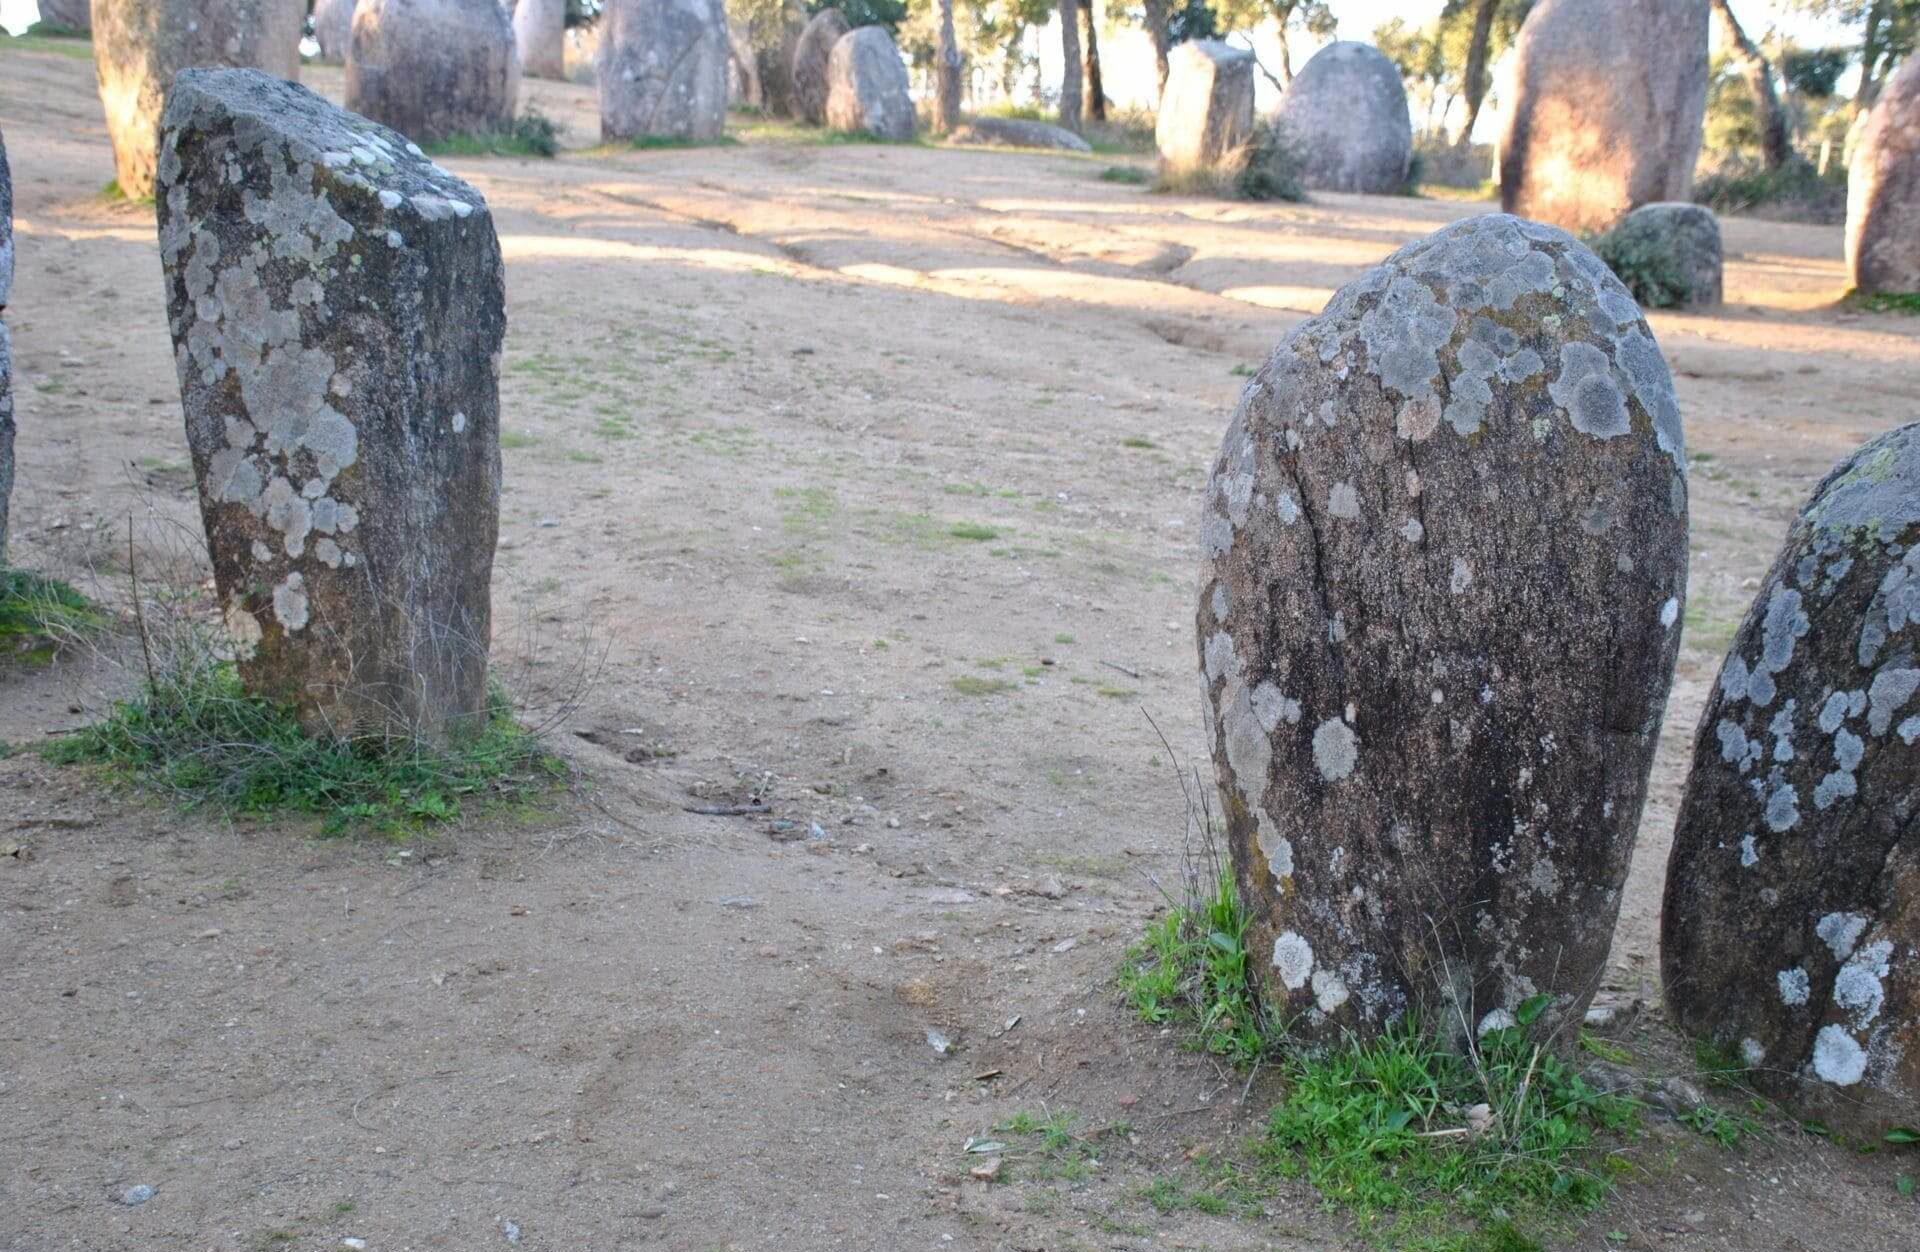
[595,0,730,144]
[92,0,307,200]
[1499,0,1709,235]
[157,69,504,744]
[1272,41,1412,195]
[347,0,520,144]
[824,27,914,142]
[791,8,850,127]
[1155,41,1254,177]
[1663,425,1920,1135]
[1847,59,1920,295]
[33,0,91,31]
[0,127,13,564]
[1198,214,1688,1049]
[312,0,358,62]
[513,0,568,80]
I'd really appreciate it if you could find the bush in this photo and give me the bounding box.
[1693,155,1845,225]
[1152,123,1306,203]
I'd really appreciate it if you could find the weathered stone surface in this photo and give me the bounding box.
[949,117,1092,153]
[513,0,567,80]
[595,0,729,143]
[825,27,914,141]
[32,0,91,31]
[1,126,12,564]
[1499,0,1709,235]
[1663,424,1920,1135]
[1198,214,1688,1050]
[1608,202,1723,307]
[1272,41,1411,195]
[312,0,357,61]
[92,0,307,200]
[791,8,850,127]
[1847,59,1920,294]
[157,69,504,744]
[1155,40,1254,175]
[347,0,519,144]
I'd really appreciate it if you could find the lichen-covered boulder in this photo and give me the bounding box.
[1155,40,1254,176]
[1198,214,1689,1050]
[1847,59,1920,295]
[347,0,519,144]
[1,127,13,563]
[949,117,1092,153]
[1499,0,1709,235]
[1607,202,1724,307]
[595,0,729,143]
[1663,424,1920,1135]
[824,27,914,141]
[513,0,567,80]
[791,8,850,126]
[312,0,357,61]
[92,0,307,200]
[33,0,91,31]
[157,69,504,744]
[1272,41,1411,195]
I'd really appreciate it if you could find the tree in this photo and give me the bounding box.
[1140,0,1172,95]
[1210,0,1333,82]
[1710,0,1790,166]
[1788,0,1918,108]
[1455,0,1499,147]
[1058,0,1083,128]
[1081,0,1107,120]
[935,0,963,132]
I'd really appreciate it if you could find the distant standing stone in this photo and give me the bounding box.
[347,0,520,144]
[1155,41,1254,177]
[0,126,12,564]
[595,0,729,144]
[948,117,1092,154]
[33,0,91,30]
[1499,0,1709,234]
[1272,41,1411,195]
[513,0,568,81]
[1663,423,1920,1135]
[825,27,915,142]
[1847,58,1920,294]
[1198,214,1688,1049]
[157,69,504,744]
[1608,202,1724,307]
[312,0,357,61]
[791,8,851,127]
[92,0,307,200]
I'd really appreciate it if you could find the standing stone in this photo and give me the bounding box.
[92,0,307,201]
[312,0,357,62]
[1604,202,1724,307]
[1663,425,1920,1135]
[790,8,850,127]
[0,127,12,564]
[513,0,567,80]
[595,0,729,144]
[1272,41,1412,195]
[1155,41,1254,177]
[1847,59,1920,295]
[347,0,519,144]
[157,69,504,744]
[753,3,807,119]
[824,27,914,142]
[1198,214,1688,1050]
[33,0,91,31]
[1499,0,1709,235]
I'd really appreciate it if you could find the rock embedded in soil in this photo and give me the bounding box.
[92,0,307,201]
[513,0,568,80]
[1662,422,1920,1135]
[1605,202,1724,307]
[595,0,730,144]
[790,8,851,127]
[1847,58,1920,295]
[949,117,1092,154]
[1,125,11,563]
[1197,213,1688,1051]
[1154,40,1254,178]
[824,27,915,142]
[1272,40,1412,195]
[157,68,504,744]
[347,0,520,145]
[1499,0,1709,235]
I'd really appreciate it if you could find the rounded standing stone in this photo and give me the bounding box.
[1606,202,1724,307]
[1499,0,1709,235]
[1154,40,1254,178]
[513,0,568,81]
[33,0,91,31]
[791,8,851,127]
[1272,41,1411,195]
[347,0,520,144]
[1846,58,1920,295]
[1663,423,1920,1135]
[595,0,730,144]
[157,68,504,744]
[312,0,357,62]
[824,27,915,142]
[1197,213,1689,1050]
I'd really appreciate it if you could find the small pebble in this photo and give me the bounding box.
[118,1185,154,1206]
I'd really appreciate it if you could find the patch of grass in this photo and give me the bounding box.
[1119,866,1281,1066]
[1579,1033,1633,1065]
[1691,1038,1750,1089]
[45,659,565,835]
[1847,290,1920,315]
[615,133,742,152]
[98,179,155,207]
[949,675,1015,697]
[776,485,841,535]
[1053,632,1075,644]
[423,109,562,159]
[1099,164,1150,185]
[947,522,999,542]
[1678,1103,1760,1149]
[0,569,103,657]
[0,32,95,59]
[1120,435,1157,449]
[981,1110,1129,1182]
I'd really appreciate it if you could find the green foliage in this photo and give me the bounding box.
[1693,155,1846,225]
[1375,1,1531,139]
[423,110,562,159]
[1588,227,1693,310]
[1166,0,1222,42]
[1119,867,1283,1065]
[1782,45,1851,98]
[1691,1038,1750,1089]
[1678,1104,1760,1149]
[809,0,908,31]
[1099,164,1150,185]
[0,569,102,657]
[45,659,564,835]
[1850,290,1920,314]
[1235,122,1307,202]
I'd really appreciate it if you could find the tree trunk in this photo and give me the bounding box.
[1456,0,1498,147]
[1141,0,1170,100]
[934,0,962,134]
[1081,0,1106,122]
[1274,24,1293,85]
[1858,0,1891,110]
[1058,0,1083,131]
[1708,0,1789,168]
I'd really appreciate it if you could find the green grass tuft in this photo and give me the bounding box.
[1099,164,1150,185]
[0,569,103,650]
[423,110,562,159]
[1118,866,1282,1065]
[1848,290,1920,315]
[98,179,155,207]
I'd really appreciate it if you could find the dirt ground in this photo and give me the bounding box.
[3,40,1919,1252]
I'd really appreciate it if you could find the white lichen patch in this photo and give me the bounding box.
[1272,932,1314,989]
[1327,481,1361,520]
[1450,557,1473,594]
[1661,597,1679,629]
[1816,912,1868,962]
[1811,1023,1867,1086]
[224,600,263,659]
[1777,966,1810,1006]
[1311,967,1350,1013]
[1741,1037,1767,1067]
[1312,718,1359,781]
[272,572,310,632]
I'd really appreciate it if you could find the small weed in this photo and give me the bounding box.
[948,522,999,541]
[1095,685,1137,699]
[1679,1103,1760,1149]
[98,178,155,207]
[0,569,103,657]
[500,430,539,450]
[1579,1032,1633,1064]
[949,675,1015,697]
[1692,1039,1749,1089]
[1119,865,1280,1065]
[423,109,561,159]
[1054,633,1075,644]
[1848,290,1920,315]
[1099,164,1150,185]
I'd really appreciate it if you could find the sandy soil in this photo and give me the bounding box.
[3,40,1919,1252]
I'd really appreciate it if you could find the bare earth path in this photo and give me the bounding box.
[1,44,1917,1251]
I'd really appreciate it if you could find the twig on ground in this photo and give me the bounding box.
[682,802,770,817]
